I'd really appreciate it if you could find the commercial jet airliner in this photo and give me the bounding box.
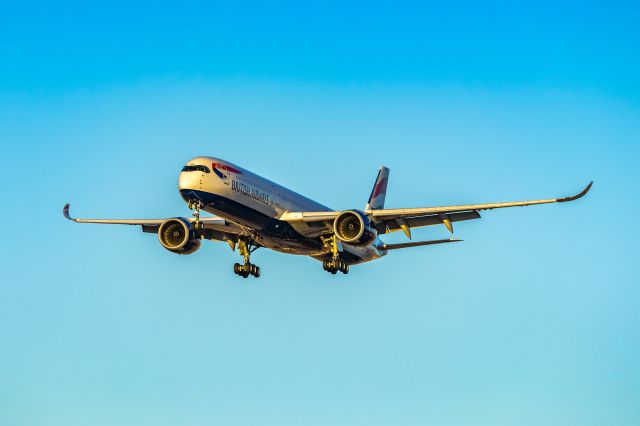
[63,157,592,278]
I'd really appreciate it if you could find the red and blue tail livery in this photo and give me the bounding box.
[366,166,389,210]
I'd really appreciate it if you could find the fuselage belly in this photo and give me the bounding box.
[178,157,382,264]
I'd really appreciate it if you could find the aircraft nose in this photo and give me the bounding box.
[178,170,200,191]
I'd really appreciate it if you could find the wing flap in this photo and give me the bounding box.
[409,210,481,226]
[384,210,481,233]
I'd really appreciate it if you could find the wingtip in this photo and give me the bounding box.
[557,181,593,203]
[63,203,74,220]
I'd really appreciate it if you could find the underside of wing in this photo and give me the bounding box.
[280,181,593,236]
[369,181,592,218]
[62,204,244,240]
[379,210,481,236]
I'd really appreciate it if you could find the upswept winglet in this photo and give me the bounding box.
[63,204,75,221]
[557,181,593,203]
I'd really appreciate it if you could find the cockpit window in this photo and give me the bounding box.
[181,165,210,173]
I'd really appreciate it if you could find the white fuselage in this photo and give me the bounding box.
[178,157,384,264]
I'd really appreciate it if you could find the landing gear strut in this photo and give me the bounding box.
[320,234,349,275]
[233,239,261,278]
[188,200,203,230]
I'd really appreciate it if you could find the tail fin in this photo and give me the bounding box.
[365,166,390,210]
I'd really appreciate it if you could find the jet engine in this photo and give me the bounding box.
[158,218,201,254]
[333,210,377,246]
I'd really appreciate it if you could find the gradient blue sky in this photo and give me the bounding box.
[1,2,639,425]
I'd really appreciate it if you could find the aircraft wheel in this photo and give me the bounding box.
[254,266,261,278]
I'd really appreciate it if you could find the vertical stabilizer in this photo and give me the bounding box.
[365,166,390,210]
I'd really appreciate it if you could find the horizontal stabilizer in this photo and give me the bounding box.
[382,238,462,250]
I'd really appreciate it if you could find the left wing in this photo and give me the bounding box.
[281,181,593,235]
[369,181,593,218]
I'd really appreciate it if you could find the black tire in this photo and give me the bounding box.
[254,267,261,278]
[342,264,349,274]
[233,263,240,274]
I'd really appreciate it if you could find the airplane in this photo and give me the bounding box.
[63,157,592,278]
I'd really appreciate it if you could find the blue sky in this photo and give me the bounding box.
[1,2,639,425]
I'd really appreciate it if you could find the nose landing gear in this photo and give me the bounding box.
[188,200,204,230]
[233,239,261,278]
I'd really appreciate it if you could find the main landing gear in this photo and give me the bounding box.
[320,234,350,275]
[234,262,260,278]
[323,259,349,274]
[233,239,261,278]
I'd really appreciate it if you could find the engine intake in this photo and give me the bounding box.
[158,218,201,254]
[333,210,377,246]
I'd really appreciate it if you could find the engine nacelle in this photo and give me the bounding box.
[333,210,377,246]
[158,218,201,255]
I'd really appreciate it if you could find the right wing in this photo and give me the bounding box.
[63,204,243,238]
[281,181,593,236]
